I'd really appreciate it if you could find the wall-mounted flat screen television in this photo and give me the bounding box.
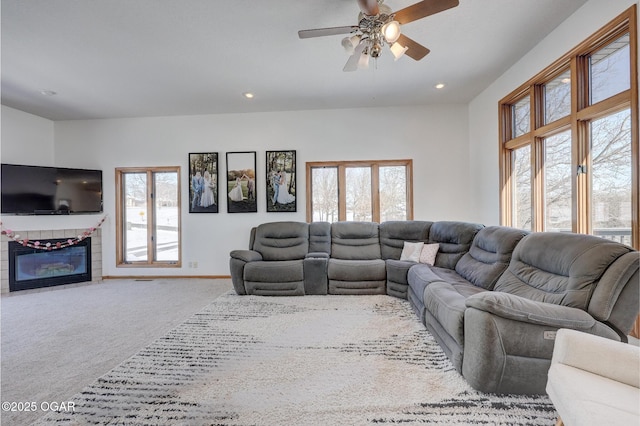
[1,163,103,215]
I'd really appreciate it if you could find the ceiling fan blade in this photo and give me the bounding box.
[357,0,379,16]
[343,42,367,72]
[396,34,430,60]
[298,26,358,39]
[394,0,459,25]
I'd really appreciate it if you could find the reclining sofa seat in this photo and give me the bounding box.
[461,232,640,395]
[327,221,387,295]
[407,221,484,323]
[380,220,433,299]
[229,221,331,296]
[411,226,528,373]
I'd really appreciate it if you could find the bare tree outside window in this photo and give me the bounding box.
[379,166,407,222]
[346,167,372,221]
[544,70,571,124]
[513,146,532,230]
[544,130,572,232]
[590,34,630,104]
[591,109,632,244]
[311,167,338,222]
[307,160,412,223]
[512,97,530,137]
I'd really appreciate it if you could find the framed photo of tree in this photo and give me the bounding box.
[189,152,218,213]
[266,150,296,212]
[226,151,257,213]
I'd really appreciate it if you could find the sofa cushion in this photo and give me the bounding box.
[419,243,439,265]
[252,221,309,261]
[455,226,528,290]
[379,220,432,260]
[424,282,486,348]
[429,221,483,269]
[244,260,304,282]
[328,258,386,281]
[331,222,381,260]
[494,232,632,310]
[400,241,424,262]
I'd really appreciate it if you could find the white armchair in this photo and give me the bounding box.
[546,328,640,426]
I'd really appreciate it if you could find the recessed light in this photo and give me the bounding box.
[434,83,446,89]
[242,92,255,99]
[40,89,57,96]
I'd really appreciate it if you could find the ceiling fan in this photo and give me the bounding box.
[298,0,459,71]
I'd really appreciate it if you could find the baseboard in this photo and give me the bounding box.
[101,275,231,280]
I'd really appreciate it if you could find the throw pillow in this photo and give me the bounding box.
[400,241,424,262]
[419,243,439,265]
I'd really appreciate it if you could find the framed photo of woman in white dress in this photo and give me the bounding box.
[226,151,257,213]
[189,152,218,213]
[266,150,296,213]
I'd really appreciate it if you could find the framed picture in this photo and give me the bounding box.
[189,152,218,213]
[266,150,296,212]
[226,151,257,213]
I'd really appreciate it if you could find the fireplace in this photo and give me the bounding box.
[8,238,92,291]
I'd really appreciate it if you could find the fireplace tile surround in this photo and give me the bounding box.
[1,228,102,293]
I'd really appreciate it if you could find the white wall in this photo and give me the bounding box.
[1,105,55,165]
[2,104,470,277]
[468,0,639,225]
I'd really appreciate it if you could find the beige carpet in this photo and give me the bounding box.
[1,278,233,425]
[29,292,557,425]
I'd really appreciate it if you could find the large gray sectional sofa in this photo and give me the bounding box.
[229,220,640,395]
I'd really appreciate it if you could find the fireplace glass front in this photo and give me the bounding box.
[9,238,91,291]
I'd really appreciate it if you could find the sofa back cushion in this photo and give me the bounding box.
[331,222,381,260]
[455,226,528,290]
[252,221,309,261]
[309,221,331,254]
[494,232,633,310]
[379,220,432,260]
[429,221,483,270]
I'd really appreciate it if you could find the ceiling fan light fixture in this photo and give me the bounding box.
[357,49,370,69]
[389,42,408,60]
[341,34,361,54]
[382,20,401,43]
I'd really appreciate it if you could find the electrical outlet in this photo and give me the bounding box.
[193,261,198,268]
[188,261,193,268]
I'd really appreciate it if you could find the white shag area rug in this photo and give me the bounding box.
[34,293,557,425]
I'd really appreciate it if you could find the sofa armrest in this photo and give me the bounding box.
[465,292,596,330]
[230,249,263,262]
[306,252,330,259]
[552,328,640,388]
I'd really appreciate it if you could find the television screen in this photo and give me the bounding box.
[1,164,103,214]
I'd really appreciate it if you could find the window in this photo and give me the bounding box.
[543,130,572,232]
[544,70,571,124]
[591,109,633,245]
[116,167,181,266]
[306,159,413,222]
[512,145,532,231]
[499,6,638,248]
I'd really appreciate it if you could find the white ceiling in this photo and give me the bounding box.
[1,0,588,121]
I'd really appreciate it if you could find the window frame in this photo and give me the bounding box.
[305,159,413,223]
[499,6,638,248]
[115,166,182,267]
